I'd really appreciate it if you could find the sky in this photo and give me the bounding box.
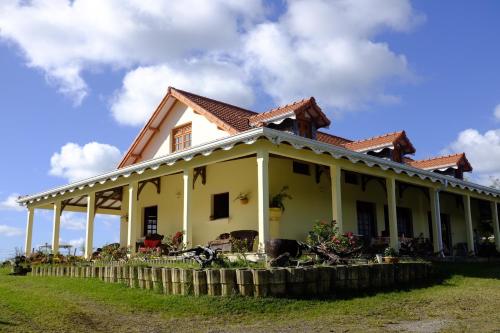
[1,0,500,260]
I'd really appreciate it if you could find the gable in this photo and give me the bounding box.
[135,101,230,164]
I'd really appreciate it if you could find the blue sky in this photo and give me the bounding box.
[1,0,500,260]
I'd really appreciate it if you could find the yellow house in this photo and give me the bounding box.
[18,87,500,258]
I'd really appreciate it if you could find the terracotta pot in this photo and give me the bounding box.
[240,198,249,205]
[383,256,399,264]
[265,239,300,258]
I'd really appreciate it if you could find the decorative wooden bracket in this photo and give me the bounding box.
[96,187,123,210]
[398,183,429,200]
[137,178,161,200]
[193,166,207,189]
[361,175,387,193]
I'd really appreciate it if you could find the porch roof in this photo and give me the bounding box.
[17,127,500,206]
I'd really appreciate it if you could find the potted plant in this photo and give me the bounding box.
[383,246,399,263]
[269,186,292,222]
[234,192,249,205]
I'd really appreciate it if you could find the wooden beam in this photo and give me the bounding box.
[193,166,206,189]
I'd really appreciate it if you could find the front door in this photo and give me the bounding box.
[356,201,377,244]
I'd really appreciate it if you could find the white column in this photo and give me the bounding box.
[127,181,138,253]
[330,164,343,233]
[386,177,399,251]
[463,194,475,255]
[429,188,444,256]
[491,202,500,252]
[119,187,128,248]
[182,168,193,248]
[84,192,96,259]
[24,207,34,256]
[52,201,61,254]
[257,150,270,251]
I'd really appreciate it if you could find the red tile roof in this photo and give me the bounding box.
[249,97,330,128]
[343,131,416,154]
[408,153,472,172]
[171,88,257,132]
[316,131,352,146]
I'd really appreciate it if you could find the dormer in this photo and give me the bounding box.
[408,153,473,180]
[343,131,416,163]
[248,97,330,139]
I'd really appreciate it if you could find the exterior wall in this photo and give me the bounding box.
[341,174,432,239]
[269,158,332,241]
[140,102,229,161]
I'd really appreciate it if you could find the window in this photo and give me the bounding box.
[172,123,192,152]
[211,192,229,220]
[293,161,310,175]
[344,171,359,185]
[143,206,158,236]
[356,201,377,243]
[384,206,414,238]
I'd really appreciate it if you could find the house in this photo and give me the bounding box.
[18,87,500,258]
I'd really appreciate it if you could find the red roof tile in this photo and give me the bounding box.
[249,97,330,128]
[343,131,415,154]
[171,88,257,132]
[408,153,472,171]
[316,131,352,146]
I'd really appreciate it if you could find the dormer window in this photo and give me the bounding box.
[172,123,192,152]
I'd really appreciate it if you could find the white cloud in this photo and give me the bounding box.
[446,128,500,185]
[244,0,421,110]
[0,225,23,237]
[0,0,423,122]
[49,142,121,182]
[494,104,500,121]
[61,212,86,231]
[0,0,263,105]
[0,193,23,211]
[111,61,255,126]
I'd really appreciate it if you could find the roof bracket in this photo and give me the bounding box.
[193,166,207,189]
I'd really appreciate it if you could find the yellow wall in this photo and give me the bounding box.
[140,102,230,161]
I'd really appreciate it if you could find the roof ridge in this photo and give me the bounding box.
[170,87,257,116]
[345,130,404,145]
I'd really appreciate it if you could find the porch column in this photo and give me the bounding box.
[463,194,475,255]
[24,207,34,256]
[386,177,399,251]
[330,164,343,233]
[257,150,270,251]
[182,168,193,247]
[490,201,500,252]
[84,192,96,259]
[51,201,61,254]
[119,187,128,248]
[429,188,444,256]
[127,181,138,253]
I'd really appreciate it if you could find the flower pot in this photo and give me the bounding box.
[383,256,399,264]
[239,198,249,205]
[269,208,282,222]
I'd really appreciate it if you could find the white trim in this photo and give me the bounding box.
[17,127,500,205]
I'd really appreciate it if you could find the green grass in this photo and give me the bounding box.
[0,263,499,332]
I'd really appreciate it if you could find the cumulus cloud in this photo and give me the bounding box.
[0,225,23,237]
[111,61,254,126]
[49,142,121,182]
[0,0,422,122]
[0,0,263,105]
[0,193,23,211]
[244,0,421,110]
[446,128,500,185]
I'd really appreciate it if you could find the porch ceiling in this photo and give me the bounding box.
[17,127,500,207]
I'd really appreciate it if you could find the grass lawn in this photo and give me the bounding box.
[0,263,499,332]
